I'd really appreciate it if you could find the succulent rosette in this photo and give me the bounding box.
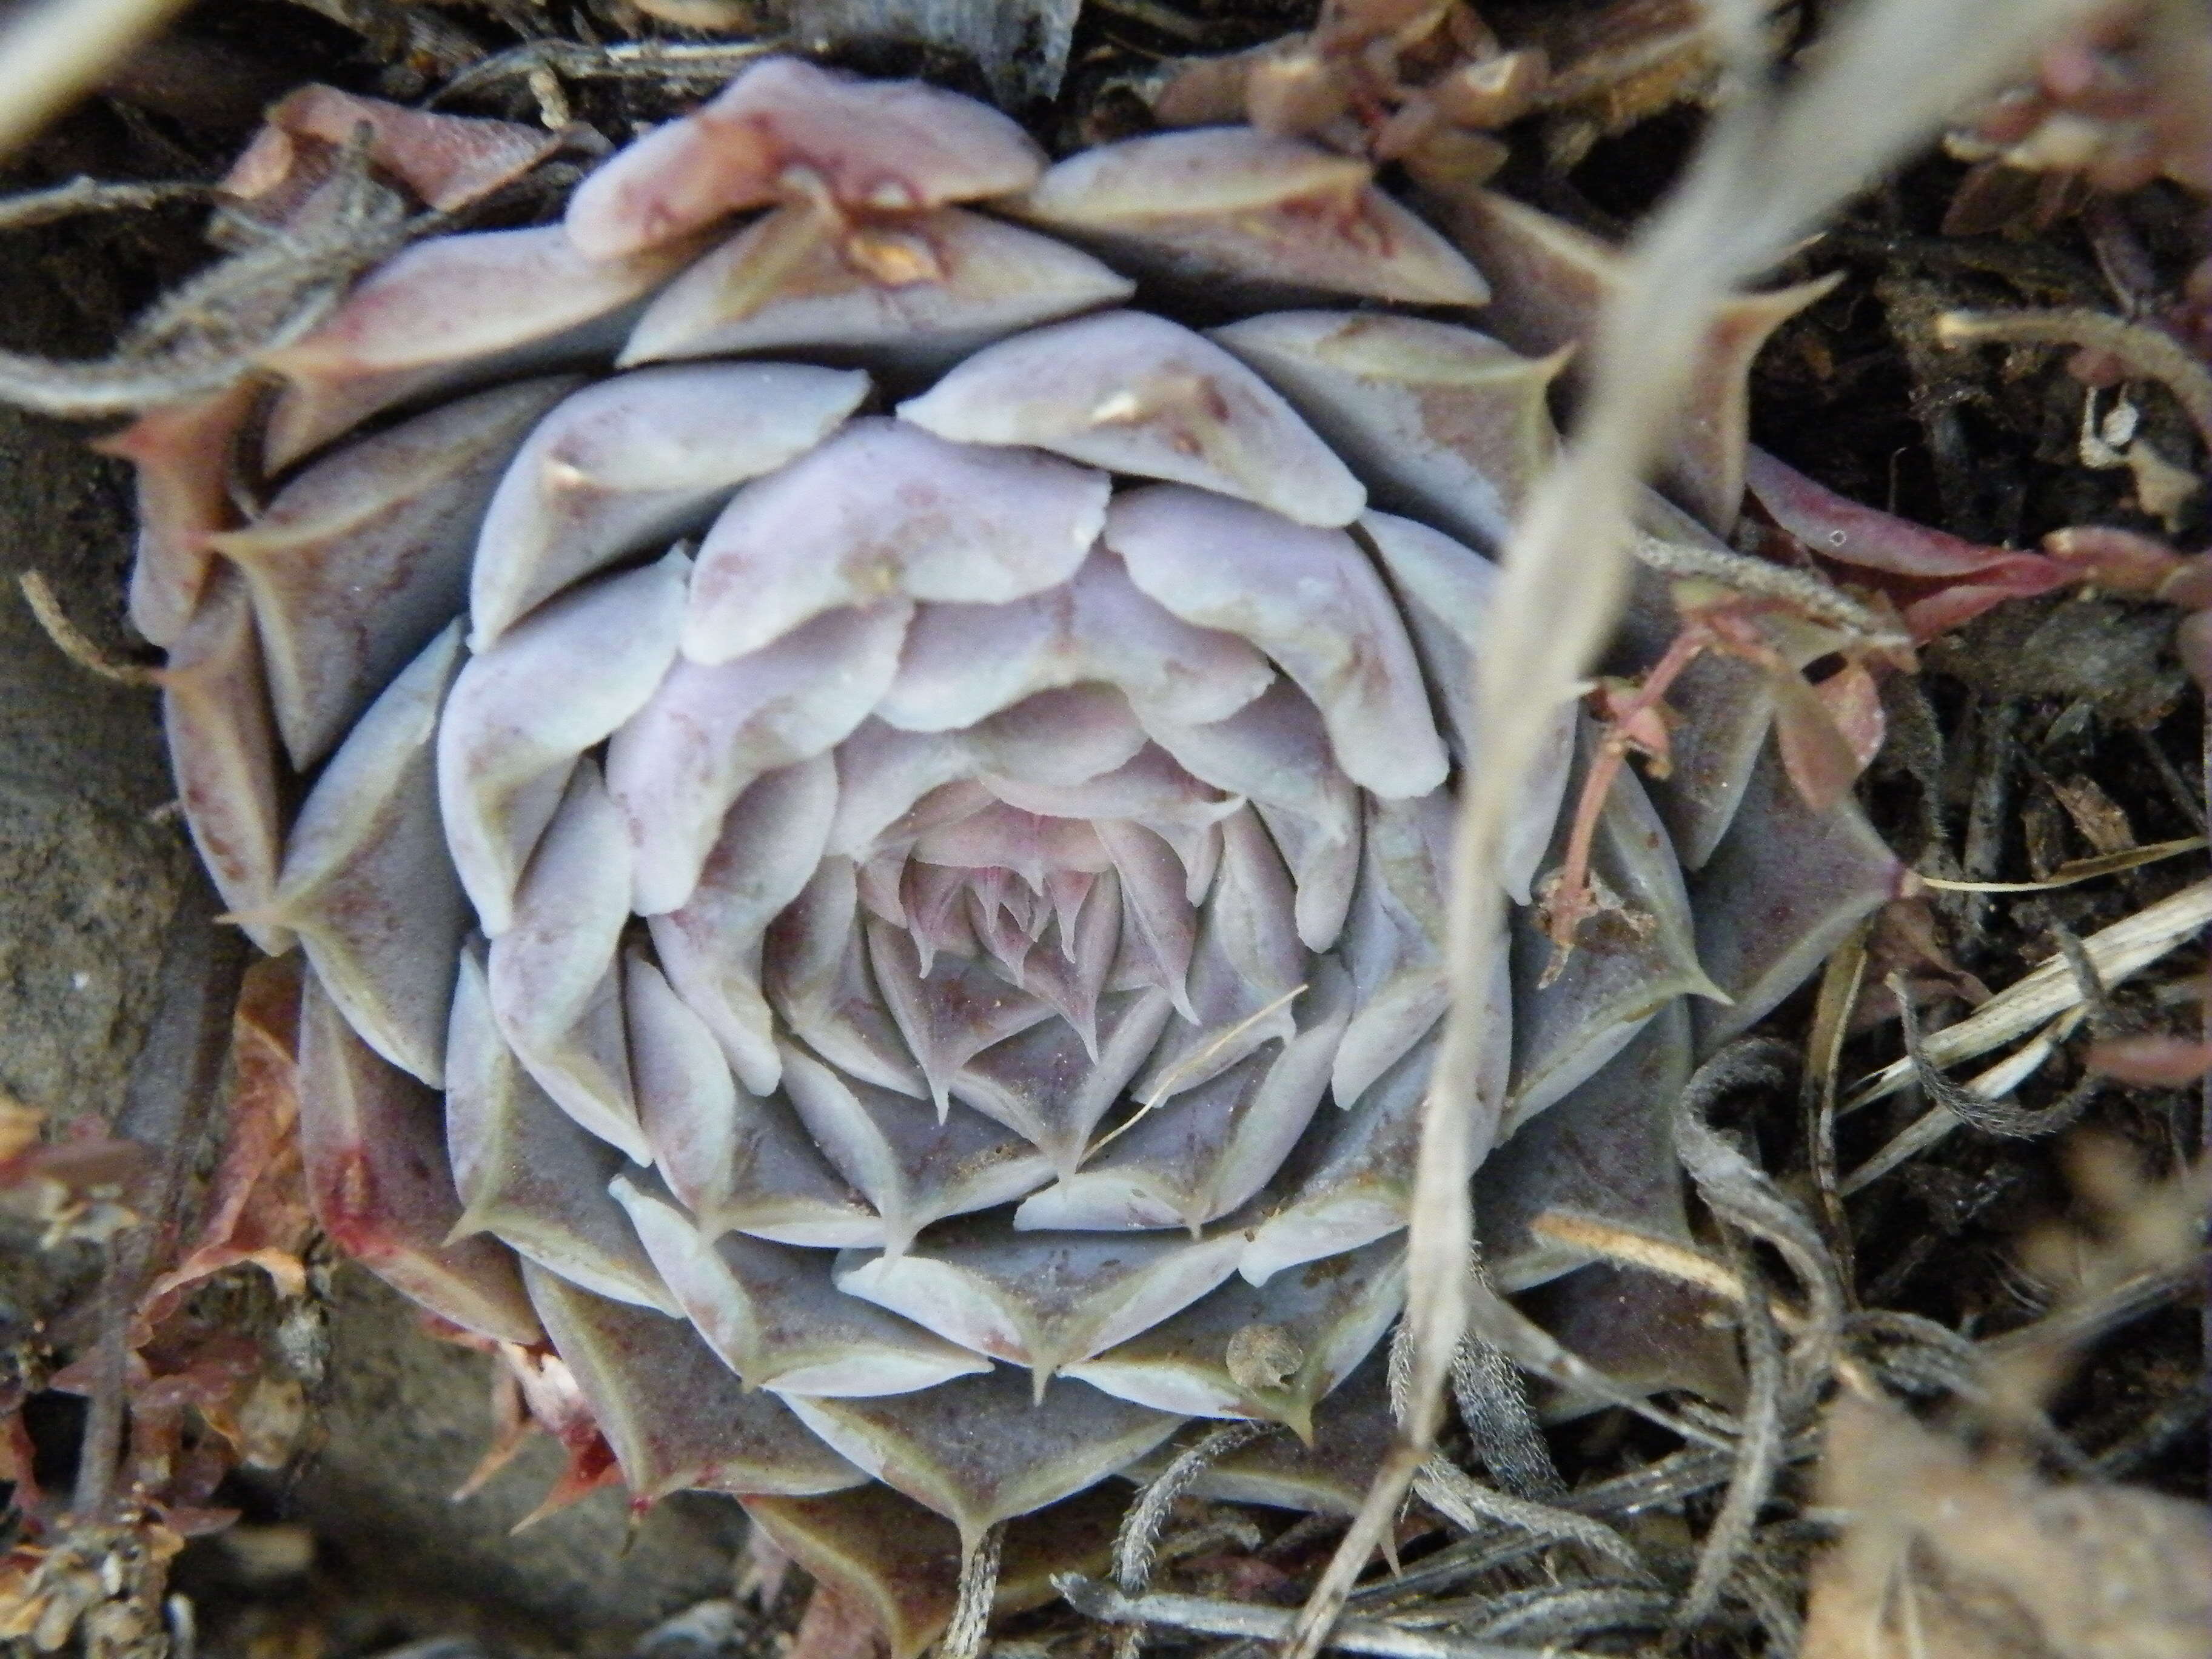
[111,56,1906,1651]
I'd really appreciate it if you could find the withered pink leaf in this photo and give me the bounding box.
[683,418,1109,665]
[211,375,579,769]
[621,206,1133,374]
[159,568,293,956]
[223,85,565,217]
[95,381,260,647]
[1744,444,2073,638]
[897,310,1365,527]
[565,56,1045,261]
[296,970,539,1344]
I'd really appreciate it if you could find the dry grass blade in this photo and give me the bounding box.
[1844,880,2212,1111]
[1917,836,2208,892]
[16,572,160,686]
[0,0,195,163]
[1939,307,2212,451]
[1673,1245,1785,1630]
[1056,1578,1614,1659]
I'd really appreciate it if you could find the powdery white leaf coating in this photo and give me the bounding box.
[159,569,293,956]
[98,381,259,646]
[446,946,680,1312]
[1105,484,1449,799]
[622,205,1134,373]
[212,376,578,769]
[877,551,1275,736]
[270,622,466,1085]
[260,227,699,471]
[614,1175,988,1396]
[1062,1233,1406,1436]
[297,971,540,1342]
[1208,311,1567,555]
[565,56,1045,261]
[647,757,839,1098]
[438,547,688,936]
[523,1264,870,1501]
[611,603,911,916]
[783,1366,1182,1553]
[896,310,1364,528]
[1358,510,1574,903]
[683,418,1110,665]
[471,361,870,648]
[778,1042,1054,1256]
[487,760,650,1162]
[834,1218,1247,1395]
[1002,128,1490,307]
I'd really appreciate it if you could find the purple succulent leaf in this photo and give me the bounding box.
[212,376,580,769]
[446,945,679,1312]
[1105,484,1449,799]
[1516,1263,1744,1419]
[953,987,1176,1174]
[646,756,839,1096]
[97,381,260,646]
[1475,1000,1694,1293]
[782,1366,1183,1554]
[897,309,1365,527]
[1360,511,1575,903]
[1018,959,1351,1235]
[486,760,648,1161]
[682,418,1109,665]
[437,546,688,934]
[877,551,1275,736]
[260,229,697,471]
[564,56,1046,261]
[270,620,465,1084]
[1506,723,1726,1132]
[833,1215,1248,1394]
[610,1174,989,1396]
[1000,129,1490,308]
[1133,1349,1396,1516]
[611,602,912,915]
[297,970,540,1343]
[1210,312,1567,553]
[621,205,1133,373]
[1332,789,1456,1110]
[628,954,883,1246]
[778,1042,1054,1256]
[522,1263,871,1501]
[765,858,933,1098]
[866,917,1061,1117]
[1689,743,1905,1052]
[1062,1233,1405,1438]
[159,568,293,956]
[470,361,870,648]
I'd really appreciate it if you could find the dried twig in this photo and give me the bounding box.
[1939,306,2212,451]
[1057,1578,1611,1659]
